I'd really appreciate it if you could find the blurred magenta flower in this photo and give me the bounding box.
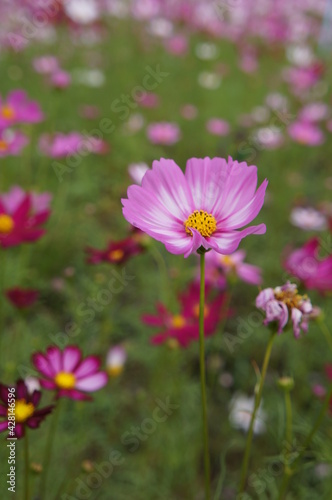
[33,56,59,74]
[50,70,72,89]
[256,282,313,337]
[0,187,51,248]
[147,122,181,145]
[0,379,54,439]
[106,346,127,377]
[180,104,198,120]
[136,92,159,108]
[205,249,262,287]
[143,282,230,348]
[0,130,29,157]
[5,287,39,309]
[284,238,332,293]
[32,346,108,401]
[85,231,145,265]
[39,132,108,158]
[122,157,267,258]
[164,35,188,56]
[0,90,44,127]
[288,121,324,145]
[206,118,230,136]
[299,102,329,122]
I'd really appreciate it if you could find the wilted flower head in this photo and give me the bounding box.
[122,157,267,258]
[256,282,313,338]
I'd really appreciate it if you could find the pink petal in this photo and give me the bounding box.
[75,372,108,392]
[209,224,266,255]
[62,346,81,372]
[74,356,101,379]
[46,346,62,373]
[32,353,55,378]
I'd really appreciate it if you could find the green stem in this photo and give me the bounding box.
[319,321,332,355]
[40,401,61,498]
[149,244,169,305]
[24,431,30,500]
[239,332,276,493]
[199,252,211,500]
[278,384,332,500]
[285,390,292,446]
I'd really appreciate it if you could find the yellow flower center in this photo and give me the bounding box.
[109,249,124,261]
[12,399,35,423]
[171,315,186,328]
[184,210,217,237]
[0,214,14,234]
[1,105,15,120]
[220,255,235,268]
[107,365,123,377]
[55,371,76,389]
[0,140,8,151]
[274,288,305,310]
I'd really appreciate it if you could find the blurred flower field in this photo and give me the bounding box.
[0,1,332,499]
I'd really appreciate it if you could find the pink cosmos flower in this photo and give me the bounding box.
[284,238,332,294]
[0,90,44,128]
[144,283,230,348]
[288,121,324,146]
[205,249,262,287]
[0,130,29,157]
[299,102,329,123]
[146,122,181,146]
[206,118,230,137]
[135,92,159,108]
[50,70,71,89]
[0,187,52,248]
[256,282,313,338]
[39,132,108,158]
[32,346,108,401]
[164,35,188,56]
[180,104,198,120]
[85,231,145,265]
[122,157,268,258]
[5,287,39,309]
[290,207,327,231]
[33,56,59,74]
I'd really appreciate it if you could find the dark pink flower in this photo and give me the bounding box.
[50,70,71,89]
[85,232,145,265]
[0,379,54,439]
[0,187,51,248]
[284,238,332,293]
[288,121,325,146]
[5,287,39,309]
[32,346,108,401]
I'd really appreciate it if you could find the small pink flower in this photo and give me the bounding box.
[284,238,332,293]
[164,35,188,56]
[33,56,59,74]
[180,104,198,120]
[0,90,44,127]
[288,121,324,145]
[135,92,159,108]
[205,249,262,286]
[50,70,71,89]
[299,102,329,123]
[0,130,28,157]
[256,282,313,338]
[122,157,267,258]
[206,118,230,137]
[147,122,181,146]
[32,346,108,401]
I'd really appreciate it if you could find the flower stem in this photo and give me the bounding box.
[24,431,30,500]
[239,332,276,493]
[285,390,292,446]
[319,320,332,355]
[199,252,211,500]
[278,384,332,500]
[40,400,61,499]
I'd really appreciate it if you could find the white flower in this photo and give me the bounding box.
[64,0,100,25]
[25,377,40,394]
[198,72,222,90]
[128,163,149,185]
[106,346,127,377]
[290,207,327,231]
[229,393,266,435]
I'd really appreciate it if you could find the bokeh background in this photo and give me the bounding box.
[0,1,332,499]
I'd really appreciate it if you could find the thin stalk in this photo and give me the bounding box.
[199,252,211,500]
[39,401,61,498]
[285,390,292,446]
[239,332,276,493]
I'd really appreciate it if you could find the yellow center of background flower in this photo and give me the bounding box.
[184,210,217,237]
[220,255,235,268]
[109,249,124,261]
[0,140,8,151]
[0,214,14,234]
[107,365,123,377]
[1,105,15,120]
[171,314,186,328]
[275,288,305,309]
[55,371,76,389]
[13,399,35,423]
